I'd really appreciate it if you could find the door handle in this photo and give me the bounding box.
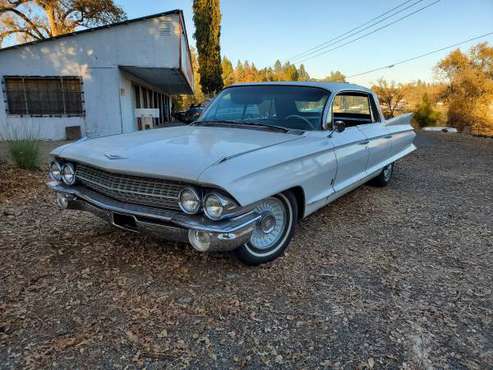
[384,135,393,139]
[359,140,370,145]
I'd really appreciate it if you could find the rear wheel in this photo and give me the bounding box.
[369,162,394,187]
[235,192,297,265]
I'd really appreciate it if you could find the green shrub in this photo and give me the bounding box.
[1,127,41,170]
[414,93,441,127]
[7,138,40,170]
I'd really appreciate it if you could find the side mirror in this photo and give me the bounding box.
[334,120,346,133]
[327,120,346,138]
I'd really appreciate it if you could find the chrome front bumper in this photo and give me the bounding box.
[48,182,260,252]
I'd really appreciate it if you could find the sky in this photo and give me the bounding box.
[10,0,493,87]
[118,0,493,86]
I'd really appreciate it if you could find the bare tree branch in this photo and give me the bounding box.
[0,0,126,47]
[2,7,47,39]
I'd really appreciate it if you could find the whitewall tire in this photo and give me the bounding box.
[234,192,297,265]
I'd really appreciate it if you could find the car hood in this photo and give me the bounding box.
[53,125,302,182]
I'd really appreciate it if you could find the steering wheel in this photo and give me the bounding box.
[283,114,313,130]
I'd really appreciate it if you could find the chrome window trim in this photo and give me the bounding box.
[324,89,375,130]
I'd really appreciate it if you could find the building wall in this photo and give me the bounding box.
[0,12,185,140]
[0,114,85,140]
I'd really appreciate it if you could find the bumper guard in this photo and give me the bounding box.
[48,182,260,252]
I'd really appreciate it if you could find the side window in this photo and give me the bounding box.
[332,93,374,128]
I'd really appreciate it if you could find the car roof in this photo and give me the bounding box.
[228,81,372,94]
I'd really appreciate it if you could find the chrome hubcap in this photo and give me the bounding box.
[260,213,276,234]
[249,197,287,250]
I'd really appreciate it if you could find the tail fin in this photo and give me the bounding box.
[384,113,413,126]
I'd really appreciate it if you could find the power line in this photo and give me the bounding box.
[347,31,493,79]
[294,0,439,64]
[289,0,425,63]
[289,0,419,61]
[293,0,440,65]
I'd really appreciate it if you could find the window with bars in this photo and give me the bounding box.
[3,76,84,116]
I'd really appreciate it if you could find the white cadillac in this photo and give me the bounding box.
[48,82,416,265]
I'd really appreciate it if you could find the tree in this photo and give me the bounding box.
[0,0,126,46]
[234,60,245,82]
[401,80,446,109]
[221,56,234,86]
[282,62,299,81]
[173,48,204,111]
[297,64,310,81]
[193,0,223,96]
[414,93,441,127]
[321,70,346,83]
[273,59,282,78]
[372,79,407,118]
[176,53,316,109]
[436,43,493,135]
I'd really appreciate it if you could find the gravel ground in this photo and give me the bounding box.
[0,132,492,369]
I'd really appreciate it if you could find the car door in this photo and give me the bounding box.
[355,93,394,175]
[328,92,370,193]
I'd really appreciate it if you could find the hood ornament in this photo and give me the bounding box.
[105,153,127,160]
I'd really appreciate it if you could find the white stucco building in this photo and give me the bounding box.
[0,10,193,140]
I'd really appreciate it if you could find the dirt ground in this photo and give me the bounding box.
[0,132,492,369]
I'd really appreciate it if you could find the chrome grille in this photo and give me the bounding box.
[76,164,183,210]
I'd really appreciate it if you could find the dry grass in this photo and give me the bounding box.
[1,132,492,368]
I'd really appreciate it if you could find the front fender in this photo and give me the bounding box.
[198,135,337,213]
[50,137,89,157]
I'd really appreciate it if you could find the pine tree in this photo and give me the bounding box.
[221,57,235,86]
[298,64,310,81]
[193,0,224,96]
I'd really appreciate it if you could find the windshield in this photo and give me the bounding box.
[199,85,330,131]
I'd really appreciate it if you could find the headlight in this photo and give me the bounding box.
[204,192,237,220]
[179,187,201,214]
[49,161,62,181]
[61,163,76,185]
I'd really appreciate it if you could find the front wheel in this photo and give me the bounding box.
[234,192,297,265]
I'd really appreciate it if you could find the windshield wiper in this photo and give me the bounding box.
[240,120,291,133]
[191,120,241,127]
